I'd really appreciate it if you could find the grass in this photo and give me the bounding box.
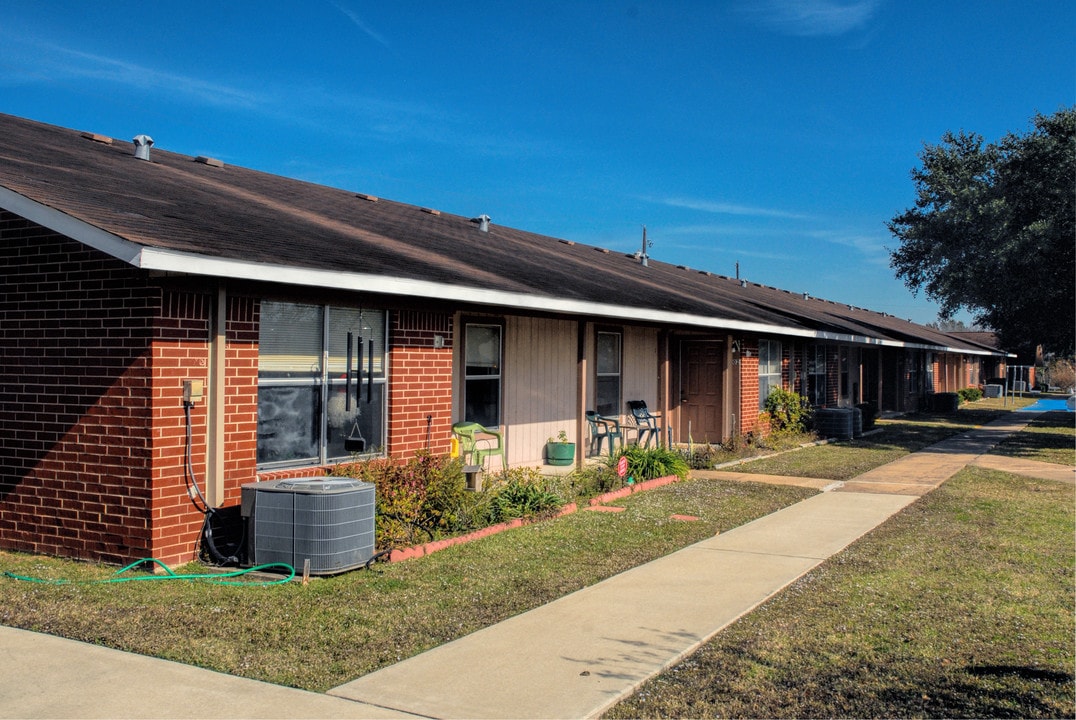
[990,410,1075,466]
[606,466,1075,719]
[726,404,1025,481]
[0,477,814,692]
[2,402,1071,708]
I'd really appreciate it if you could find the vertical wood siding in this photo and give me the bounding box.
[503,316,578,466]
[620,325,659,420]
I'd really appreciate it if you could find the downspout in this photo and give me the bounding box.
[206,284,227,507]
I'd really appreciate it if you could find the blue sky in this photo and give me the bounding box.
[2,1,1072,325]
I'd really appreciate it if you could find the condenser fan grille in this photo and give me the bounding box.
[241,478,375,575]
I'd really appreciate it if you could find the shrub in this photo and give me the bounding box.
[763,388,812,433]
[1045,358,1075,392]
[561,464,622,501]
[613,445,690,481]
[957,387,983,403]
[331,451,467,548]
[484,467,564,522]
[684,443,725,470]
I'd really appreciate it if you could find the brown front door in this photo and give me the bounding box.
[680,341,724,443]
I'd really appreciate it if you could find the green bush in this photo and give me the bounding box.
[330,451,467,548]
[764,388,812,433]
[957,387,983,403]
[561,464,622,501]
[613,444,690,481]
[484,467,564,522]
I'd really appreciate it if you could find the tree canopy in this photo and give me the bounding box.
[888,107,1075,356]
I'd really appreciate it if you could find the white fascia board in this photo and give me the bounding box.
[0,186,143,265]
[142,247,1001,355]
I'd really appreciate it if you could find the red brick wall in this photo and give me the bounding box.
[0,213,158,564]
[225,296,259,503]
[149,291,260,564]
[0,212,263,566]
[150,290,211,563]
[739,340,760,434]
[388,311,454,457]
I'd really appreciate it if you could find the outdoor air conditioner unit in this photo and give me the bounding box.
[241,477,375,575]
[813,408,855,440]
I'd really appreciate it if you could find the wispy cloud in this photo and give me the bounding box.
[0,34,264,109]
[648,195,815,221]
[326,0,390,47]
[740,0,880,37]
[0,30,544,159]
[805,229,891,265]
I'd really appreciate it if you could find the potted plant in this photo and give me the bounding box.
[545,430,576,466]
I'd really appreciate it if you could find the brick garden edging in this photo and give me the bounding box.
[386,474,681,563]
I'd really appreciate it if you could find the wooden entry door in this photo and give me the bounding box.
[680,341,724,443]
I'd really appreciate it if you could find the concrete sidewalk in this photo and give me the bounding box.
[3,413,1067,719]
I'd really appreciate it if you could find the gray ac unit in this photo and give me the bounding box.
[813,407,855,440]
[241,477,375,575]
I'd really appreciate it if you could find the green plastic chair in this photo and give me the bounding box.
[452,422,506,471]
[626,400,662,447]
[585,411,623,456]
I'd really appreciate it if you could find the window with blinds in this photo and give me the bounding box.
[758,339,782,409]
[257,301,387,468]
[596,331,621,417]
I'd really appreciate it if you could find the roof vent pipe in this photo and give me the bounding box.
[473,214,491,232]
[132,134,154,161]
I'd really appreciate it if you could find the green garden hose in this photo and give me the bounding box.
[3,558,295,586]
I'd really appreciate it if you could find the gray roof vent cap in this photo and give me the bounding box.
[132,134,154,161]
[472,214,491,232]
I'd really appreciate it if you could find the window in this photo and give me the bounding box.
[464,323,502,427]
[758,339,782,409]
[595,331,622,416]
[807,345,827,406]
[925,352,935,393]
[906,351,921,395]
[257,301,386,468]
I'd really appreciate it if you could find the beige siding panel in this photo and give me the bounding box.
[621,326,659,420]
[503,316,578,467]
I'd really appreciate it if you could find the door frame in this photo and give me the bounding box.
[674,338,729,444]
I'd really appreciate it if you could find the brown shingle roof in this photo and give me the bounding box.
[0,113,998,354]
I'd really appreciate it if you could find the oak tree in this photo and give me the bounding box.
[888,107,1075,355]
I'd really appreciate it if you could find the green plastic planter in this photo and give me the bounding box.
[546,442,576,466]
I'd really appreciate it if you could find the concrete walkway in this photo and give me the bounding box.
[2,414,1070,719]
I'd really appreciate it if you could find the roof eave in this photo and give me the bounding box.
[0,186,143,266]
[0,184,1005,358]
[141,248,1004,355]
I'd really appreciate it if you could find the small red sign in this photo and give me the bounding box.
[617,456,628,477]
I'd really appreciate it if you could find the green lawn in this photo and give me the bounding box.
[990,410,1075,466]
[727,406,1013,481]
[0,477,814,692]
[606,466,1075,718]
[3,403,1071,713]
